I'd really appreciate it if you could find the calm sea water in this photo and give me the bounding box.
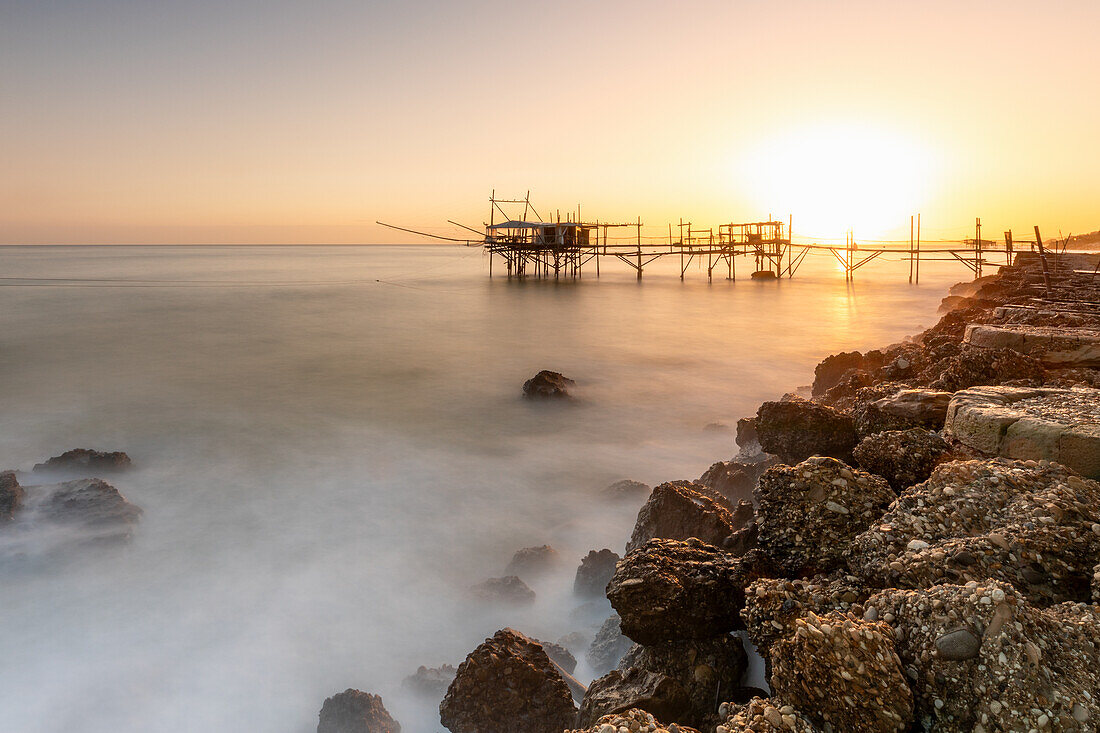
[0,245,967,732]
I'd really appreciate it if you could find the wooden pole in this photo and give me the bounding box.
[1034,226,1053,299]
[909,215,914,283]
[916,214,921,284]
[636,216,642,280]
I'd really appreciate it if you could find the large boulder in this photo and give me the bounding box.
[865,581,1100,732]
[567,707,700,733]
[770,612,913,732]
[716,697,817,733]
[812,351,867,396]
[849,459,1100,605]
[574,549,621,598]
[755,457,894,577]
[522,370,575,399]
[439,628,577,733]
[852,428,954,491]
[921,345,1044,392]
[0,471,24,521]
[33,449,132,474]
[470,575,535,605]
[626,481,741,554]
[401,664,456,701]
[964,323,1100,368]
[755,398,858,464]
[697,458,779,502]
[317,689,400,733]
[944,386,1100,478]
[855,388,953,435]
[586,615,634,675]
[505,545,560,579]
[742,575,872,658]
[607,539,744,645]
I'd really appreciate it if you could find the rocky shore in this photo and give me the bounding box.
[362,252,1099,733]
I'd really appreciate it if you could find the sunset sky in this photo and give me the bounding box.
[2,1,1098,244]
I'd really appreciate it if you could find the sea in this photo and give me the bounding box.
[0,244,968,732]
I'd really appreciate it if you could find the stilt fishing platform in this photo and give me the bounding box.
[378,193,1076,283]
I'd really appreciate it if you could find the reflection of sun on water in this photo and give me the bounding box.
[734,121,936,242]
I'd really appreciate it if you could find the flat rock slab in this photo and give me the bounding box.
[945,386,1100,477]
[964,323,1100,367]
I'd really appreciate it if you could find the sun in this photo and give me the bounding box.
[733,121,936,241]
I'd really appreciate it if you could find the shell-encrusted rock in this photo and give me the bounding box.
[566,707,700,733]
[852,428,954,491]
[742,575,872,657]
[716,697,817,733]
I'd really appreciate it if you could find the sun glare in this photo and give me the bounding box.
[734,121,936,241]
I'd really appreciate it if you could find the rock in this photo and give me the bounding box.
[574,549,621,598]
[557,631,589,653]
[317,689,400,733]
[1094,562,1100,605]
[735,417,761,454]
[721,501,759,556]
[852,428,954,491]
[439,628,577,733]
[849,459,1100,605]
[716,697,817,733]
[944,385,1100,478]
[771,612,912,732]
[470,576,535,604]
[965,323,1100,368]
[586,615,635,675]
[865,581,1100,732]
[601,479,651,502]
[921,344,1045,392]
[742,575,872,657]
[567,707,700,733]
[626,481,740,554]
[754,457,894,577]
[32,449,132,474]
[401,664,456,700]
[697,458,779,503]
[588,635,747,730]
[856,388,954,435]
[505,545,560,579]
[755,398,858,464]
[607,539,744,644]
[522,370,575,399]
[0,471,24,521]
[812,351,866,396]
[537,639,578,675]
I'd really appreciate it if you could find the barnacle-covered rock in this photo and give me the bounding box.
[715,697,817,733]
[755,398,859,465]
[852,428,954,491]
[770,612,913,732]
[849,459,1100,604]
[742,575,871,657]
[627,481,742,553]
[755,457,894,577]
[566,707,700,733]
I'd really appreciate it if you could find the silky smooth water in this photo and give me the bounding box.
[0,245,966,732]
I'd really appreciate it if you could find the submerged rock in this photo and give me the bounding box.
[401,664,456,701]
[505,544,560,579]
[33,449,132,474]
[852,428,954,491]
[755,457,894,578]
[865,581,1100,732]
[755,398,858,464]
[522,370,575,399]
[439,628,577,733]
[469,575,535,605]
[770,612,913,732]
[536,638,578,675]
[601,479,651,502]
[607,538,744,644]
[849,459,1100,605]
[574,549,621,598]
[626,481,741,553]
[586,615,634,676]
[317,689,400,733]
[0,471,24,521]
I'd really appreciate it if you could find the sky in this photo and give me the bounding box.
[1,0,1098,244]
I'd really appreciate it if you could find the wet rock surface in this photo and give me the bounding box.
[607,538,744,644]
[586,614,634,675]
[770,612,913,732]
[469,575,536,604]
[626,481,741,554]
[522,370,575,399]
[755,457,894,577]
[317,689,400,733]
[849,459,1100,604]
[574,549,621,598]
[852,428,954,491]
[755,398,858,464]
[865,581,1100,732]
[439,628,577,733]
[32,448,132,474]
